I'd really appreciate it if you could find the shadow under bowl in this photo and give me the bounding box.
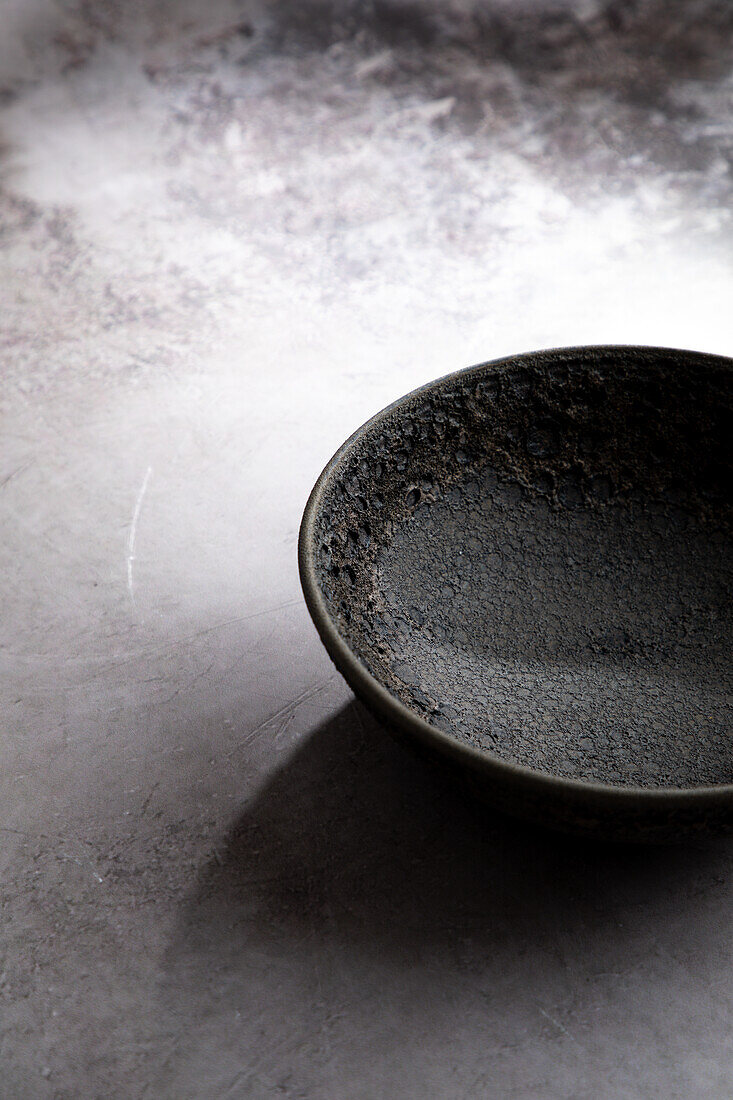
[299,346,733,841]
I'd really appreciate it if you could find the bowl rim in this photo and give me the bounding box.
[299,344,733,808]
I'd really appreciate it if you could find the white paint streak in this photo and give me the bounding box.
[126,466,152,603]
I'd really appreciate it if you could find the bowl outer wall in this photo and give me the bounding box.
[298,345,733,840]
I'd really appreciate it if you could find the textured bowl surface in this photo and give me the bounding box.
[299,346,733,840]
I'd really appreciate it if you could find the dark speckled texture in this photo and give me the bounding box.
[303,346,733,835]
[379,481,732,786]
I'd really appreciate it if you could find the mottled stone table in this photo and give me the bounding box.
[2,2,733,1096]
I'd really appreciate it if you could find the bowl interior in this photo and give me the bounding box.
[311,348,732,789]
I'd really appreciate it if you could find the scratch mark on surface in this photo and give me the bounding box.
[127,466,153,603]
[274,709,296,745]
[141,781,160,816]
[538,1006,577,1043]
[159,659,214,706]
[0,825,102,855]
[227,675,335,756]
[0,461,32,492]
[187,599,302,637]
[221,1070,249,1098]
[0,825,44,839]
[7,599,302,668]
[56,852,104,884]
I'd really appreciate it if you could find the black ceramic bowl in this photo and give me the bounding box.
[299,346,733,841]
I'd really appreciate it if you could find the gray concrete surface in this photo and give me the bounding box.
[2,1,733,1096]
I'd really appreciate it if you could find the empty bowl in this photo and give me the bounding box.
[299,346,733,840]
